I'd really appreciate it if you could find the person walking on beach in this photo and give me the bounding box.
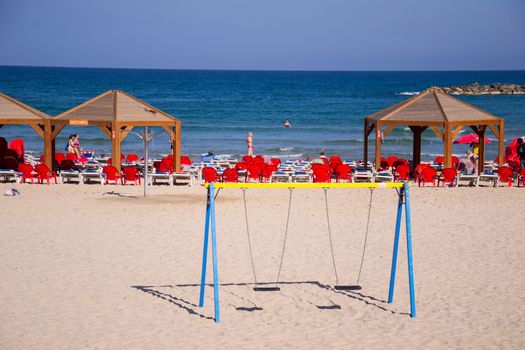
[284,119,291,128]
[517,138,525,171]
[246,132,253,156]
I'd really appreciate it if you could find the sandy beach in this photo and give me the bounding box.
[0,183,523,349]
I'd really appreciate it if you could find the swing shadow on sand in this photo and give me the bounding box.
[132,281,408,322]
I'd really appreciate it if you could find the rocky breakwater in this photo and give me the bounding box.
[432,83,525,95]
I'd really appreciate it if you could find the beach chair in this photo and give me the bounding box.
[80,169,104,185]
[55,153,65,165]
[102,166,121,185]
[18,163,37,184]
[387,156,398,168]
[394,164,410,181]
[202,167,220,183]
[262,164,277,182]
[222,168,239,183]
[150,162,173,186]
[418,167,437,187]
[35,164,57,185]
[122,167,141,185]
[246,165,263,182]
[496,166,513,187]
[352,169,373,182]
[517,169,525,187]
[270,171,291,183]
[313,167,331,183]
[375,170,394,182]
[414,163,430,183]
[242,155,253,165]
[438,167,457,187]
[126,154,139,164]
[434,156,444,165]
[59,159,81,184]
[392,159,409,169]
[334,164,352,182]
[270,158,281,167]
[0,157,20,183]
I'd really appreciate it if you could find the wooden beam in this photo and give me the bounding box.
[99,125,112,139]
[173,123,181,172]
[382,125,396,138]
[451,126,464,139]
[162,125,175,140]
[488,124,499,140]
[30,123,44,139]
[430,126,444,140]
[120,126,134,141]
[470,125,479,134]
[409,126,427,168]
[51,124,66,139]
[444,123,452,168]
[498,120,505,166]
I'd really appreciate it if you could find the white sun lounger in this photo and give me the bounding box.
[353,169,373,182]
[455,173,479,187]
[149,172,173,186]
[173,172,195,186]
[80,170,104,185]
[0,169,20,183]
[374,171,394,182]
[59,170,82,184]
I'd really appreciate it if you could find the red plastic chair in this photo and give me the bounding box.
[497,166,513,187]
[126,154,139,163]
[270,158,281,167]
[235,161,249,170]
[451,156,460,168]
[242,155,253,165]
[66,153,77,161]
[122,167,141,185]
[222,168,239,183]
[334,163,352,182]
[414,163,430,182]
[434,156,444,165]
[246,165,263,182]
[517,169,525,187]
[395,164,411,181]
[418,167,437,187]
[329,155,342,166]
[387,156,398,168]
[162,156,174,171]
[103,166,121,185]
[202,167,220,183]
[262,164,278,182]
[392,159,409,169]
[181,155,192,165]
[17,163,35,184]
[60,159,77,171]
[35,164,57,184]
[253,156,265,165]
[438,167,457,187]
[313,166,331,183]
[55,153,65,164]
[154,161,171,173]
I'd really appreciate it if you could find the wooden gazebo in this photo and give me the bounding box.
[0,92,54,169]
[53,90,182,171]
[364,88,505,173]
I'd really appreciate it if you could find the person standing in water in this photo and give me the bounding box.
[284,119,291,128]
[246,132,253,156]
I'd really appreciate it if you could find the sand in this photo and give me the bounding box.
[0,183,524,349]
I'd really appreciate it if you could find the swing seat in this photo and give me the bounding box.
[334,285,361,291]
[253,286,281,292]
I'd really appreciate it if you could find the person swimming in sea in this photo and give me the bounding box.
[284,119,291,128]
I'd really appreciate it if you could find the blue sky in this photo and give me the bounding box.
[0,0,524,70]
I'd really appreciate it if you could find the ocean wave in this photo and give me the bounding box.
[322,139,363,145]
[396,91,420,96]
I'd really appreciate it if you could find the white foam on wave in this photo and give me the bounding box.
[279,147,294,152]
[396,91,420,96]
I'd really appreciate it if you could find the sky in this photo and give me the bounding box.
[0,0,524,71]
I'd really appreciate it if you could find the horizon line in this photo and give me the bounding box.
[1,64,525,73]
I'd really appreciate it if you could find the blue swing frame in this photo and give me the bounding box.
[199,182,416,323]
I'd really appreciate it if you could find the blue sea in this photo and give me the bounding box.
[0,66,524,161]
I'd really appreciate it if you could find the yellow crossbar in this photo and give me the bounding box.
[205,182,406,189]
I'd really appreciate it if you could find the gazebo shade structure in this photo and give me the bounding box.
[0,92,54,169]
[364,88,504,173]
[53,90,182,171]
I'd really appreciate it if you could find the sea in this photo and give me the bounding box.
[1,66,524,161]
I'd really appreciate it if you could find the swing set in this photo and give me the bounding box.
[198,182,416,323]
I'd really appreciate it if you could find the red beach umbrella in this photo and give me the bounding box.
[453,133,492,144]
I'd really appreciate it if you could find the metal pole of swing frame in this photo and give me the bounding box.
[143,126,148,197]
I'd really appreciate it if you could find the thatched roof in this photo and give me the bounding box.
[54,90,179,126]
[0,92,50,124]
[366,88,502,126]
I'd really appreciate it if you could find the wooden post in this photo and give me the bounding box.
[173,123,181,172]
[374,122,382,168]
[112,123,122,171]
[43,120,53,170]
[410,126,425,169]
[444,123,452,168]
[478,125,487,174]
[498,120,505,166]
[363,119,369,169]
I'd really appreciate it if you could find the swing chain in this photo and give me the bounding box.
[275,188,294,287]
[242,188,259,285]
[356,188,374,285]
[323,187,340,286]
